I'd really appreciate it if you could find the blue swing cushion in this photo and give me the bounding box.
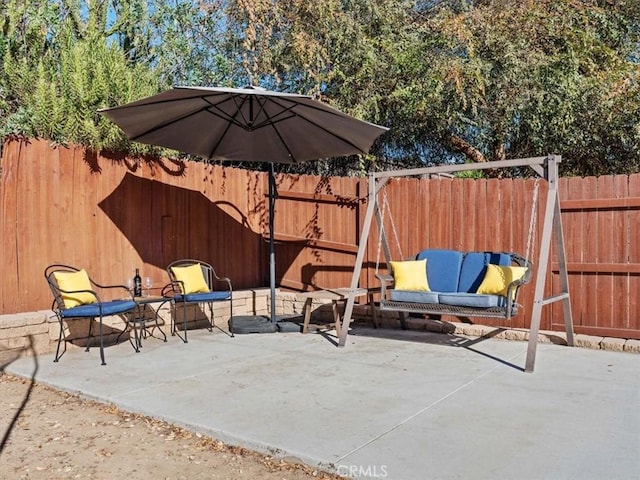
[388,250,527,309]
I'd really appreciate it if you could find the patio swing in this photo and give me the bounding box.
[339,155,575,372]
[372,180,538,325]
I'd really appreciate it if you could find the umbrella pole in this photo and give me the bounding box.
[269,162,277,323]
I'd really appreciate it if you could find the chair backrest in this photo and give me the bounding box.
[166,259,215,292]
[44,264,83,311]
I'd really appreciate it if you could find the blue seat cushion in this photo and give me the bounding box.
[415,249,463,293]
[60,300,136,318]
[174,291,231,303]
[438,292,506,308]
[389,290,440,304]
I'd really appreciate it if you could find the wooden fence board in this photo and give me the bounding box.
[628,175,640,332]
[464,179,481,252]
[612,175,630,330]
[583,176,600,330]
[597,176,616,329]
[559,177,584,330]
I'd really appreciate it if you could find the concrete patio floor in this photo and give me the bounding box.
[5,325,640,480]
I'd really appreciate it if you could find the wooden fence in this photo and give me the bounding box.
[1,139,639,339]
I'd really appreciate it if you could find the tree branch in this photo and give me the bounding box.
[445,132,486,163]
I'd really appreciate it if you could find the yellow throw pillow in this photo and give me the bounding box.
[476,264,528,298]
[171,263,210,294]
[390,259,430,291]
[53,269,97,308]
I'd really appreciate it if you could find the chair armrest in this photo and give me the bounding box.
[160,282,177,297]
[506,276,529,305]
[375,273,394,299]
[162,280,184,297]
[88,279,134,301]
[212,276,233,293]
[375,273,394,284]
[56,286,103,306]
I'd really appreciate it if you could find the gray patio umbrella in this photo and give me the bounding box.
[100,85,388,323]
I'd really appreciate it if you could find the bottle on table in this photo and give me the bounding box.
[133,268,142,297]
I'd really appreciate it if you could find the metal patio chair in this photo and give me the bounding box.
[164,259,233,342]
[45,264,137,365]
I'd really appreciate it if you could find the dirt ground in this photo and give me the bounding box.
[0,373,344,480]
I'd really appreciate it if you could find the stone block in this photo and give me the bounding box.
[574,334,603,350]
[623,339,640,353]
[458,323,489,338]
[601,337,626,352]
[0,347,23,365]
[1,335,28,349]
[0,322,50,340]
[502,329,528,342]
[405,317,429,331]
[0,311,48,329]
[540,330,568,346]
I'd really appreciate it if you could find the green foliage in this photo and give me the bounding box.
[380,0,640,175]
[0,1,163,153]
[0,0,637,177]
[147,1,232,86]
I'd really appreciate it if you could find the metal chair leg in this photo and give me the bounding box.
[182,301,188,343]
[98,316,106,366]
[86,317,94,352]
[54,315,64,362]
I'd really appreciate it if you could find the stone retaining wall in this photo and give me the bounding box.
[2,289,638,364]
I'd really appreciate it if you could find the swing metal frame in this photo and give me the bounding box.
[339,155,574,373]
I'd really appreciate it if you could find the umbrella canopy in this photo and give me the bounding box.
[100,86,387,163]
[100,85,388,322]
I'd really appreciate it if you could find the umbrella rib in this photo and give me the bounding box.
[206,113,235,160]
[202,95,255,159]
[203,95,298,131]
[268,97,375,154]
[268,121,299,162]
[126,105,211,143]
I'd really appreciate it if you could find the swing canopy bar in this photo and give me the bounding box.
[370,155,551,180]
[338,155,575,373]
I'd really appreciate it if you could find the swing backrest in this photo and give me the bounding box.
[458,252,513,293]
[415,249,516,294]
[415,249,463,292]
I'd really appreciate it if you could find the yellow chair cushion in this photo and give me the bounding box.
[53,269,96,308]
[390,259,430,291]
[171,264,210,294]
[476,264,528,298]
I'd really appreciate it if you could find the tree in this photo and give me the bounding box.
[0,0,162,152]
[147,1,232,86]
[219,0,418,174]
[1,1,638,176]
[380,0,640,175]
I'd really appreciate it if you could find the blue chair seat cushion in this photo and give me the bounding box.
[390,290,440,304]
[438,292,506,308]
[174,291,231,303]
[60,300,136,318]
